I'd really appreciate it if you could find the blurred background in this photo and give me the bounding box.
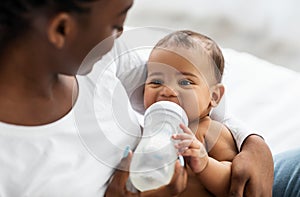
[126,0,300,72]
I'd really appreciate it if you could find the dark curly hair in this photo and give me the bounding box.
[0,0,96,49]
[154,30,224,83]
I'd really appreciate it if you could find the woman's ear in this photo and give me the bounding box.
[210,83,225,107]
[47,13,76,49]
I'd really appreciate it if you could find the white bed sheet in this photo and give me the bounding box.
[222,48,300,154]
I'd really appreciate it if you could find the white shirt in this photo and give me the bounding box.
[0,55,141,196]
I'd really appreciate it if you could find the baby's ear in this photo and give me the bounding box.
[210,83,224,107]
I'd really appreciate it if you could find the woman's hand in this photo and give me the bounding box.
[229,135,274,197]
[165,159,188,196]
[105,151,136,197]
[172,124,209,174]
[105,150,188,197]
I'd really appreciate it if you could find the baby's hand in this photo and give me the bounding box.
[172,123,209,174]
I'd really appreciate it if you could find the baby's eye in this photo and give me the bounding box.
[149,79,163,85]
[178,79,192,86]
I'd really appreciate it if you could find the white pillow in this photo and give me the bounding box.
[222,48,300,154]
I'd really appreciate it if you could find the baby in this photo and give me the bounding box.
[144,30,238,196]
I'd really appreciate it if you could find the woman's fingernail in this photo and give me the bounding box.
[178,155,185,166]
[123,145,131,158]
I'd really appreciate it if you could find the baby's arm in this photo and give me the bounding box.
[205,120,238,161]
[173,122,238,197]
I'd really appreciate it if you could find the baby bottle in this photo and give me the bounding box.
[129,101,188,191]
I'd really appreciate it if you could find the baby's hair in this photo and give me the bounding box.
[0,0,96,49]
[154,30,224,82]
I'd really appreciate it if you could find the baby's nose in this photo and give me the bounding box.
[161,85,178,97]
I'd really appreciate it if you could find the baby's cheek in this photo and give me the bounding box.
[183,102,200,121]
[143,89,155,109]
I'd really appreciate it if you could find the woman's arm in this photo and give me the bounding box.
[229,135,273,197]
[211,97,273,196]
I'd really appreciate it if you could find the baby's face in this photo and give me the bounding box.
[144,48,215,123]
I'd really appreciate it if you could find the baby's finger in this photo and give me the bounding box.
[179,123,194,135]
[177,146,188,154]
[180,148,199,157]
[181,148,207,158]
[172,133,192,141]
[175,139,197,150]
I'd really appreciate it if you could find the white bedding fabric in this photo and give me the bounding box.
[222,48,300,154]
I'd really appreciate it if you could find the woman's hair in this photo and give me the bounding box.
[0,0,96,48]
[154,30,225,82]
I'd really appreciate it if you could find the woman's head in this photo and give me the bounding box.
[0,1,92,48]
[0,0,133,75]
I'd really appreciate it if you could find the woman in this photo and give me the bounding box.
[0,1,187,196]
